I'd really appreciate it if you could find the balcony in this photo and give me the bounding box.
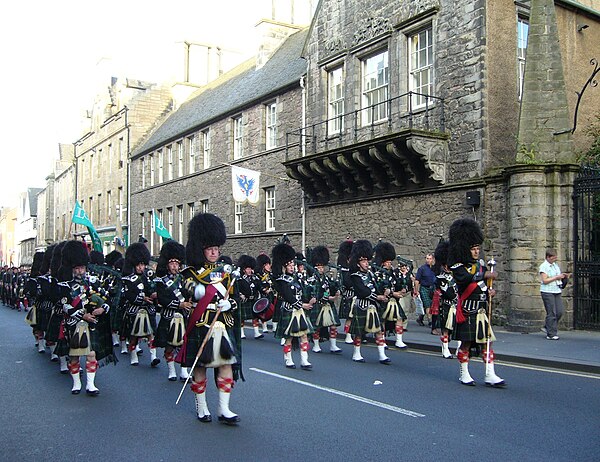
[284,92,450,204]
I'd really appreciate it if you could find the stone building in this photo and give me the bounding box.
[15,188,42,265]
[281,0,600,330]
[0,207,17,267]
[130,22,308,259]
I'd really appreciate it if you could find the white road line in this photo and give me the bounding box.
[407,349,600,380]
[249,367,425,418]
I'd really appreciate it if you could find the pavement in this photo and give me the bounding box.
[395,320,600,374]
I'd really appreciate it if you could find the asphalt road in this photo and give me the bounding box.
[1,306,599,462]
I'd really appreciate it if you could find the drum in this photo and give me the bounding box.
[253,297,275,321]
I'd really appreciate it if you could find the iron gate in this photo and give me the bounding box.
[573,165,600,330]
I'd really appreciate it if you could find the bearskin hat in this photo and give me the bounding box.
[256,253,271,272]
[156,240,186,277]
[51,241,67,279]
[89,250,105,266]
[271,243,296,277]
[125,242,151,268]
[114,257,125,273]
[186,213,227,268]
[447,218,483,267]
[40,244,55,275]
[337,240,354,267]
[105,250,122,268]
[349,239,373,269]
[238,254,256,270]
[309,246,330,267]
[58,240,89,281]
[30,251,45,278]
[434,239,449,274]
[374,241,396,266]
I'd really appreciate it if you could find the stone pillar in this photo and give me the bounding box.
[507,0,576,331]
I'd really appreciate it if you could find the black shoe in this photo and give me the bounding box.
[330,349,342,354]
[218,415,240,425]
[285,364,296,369]
[379,358,391,365]
[72,389,81,395]
[151,358,161,367]
[86,389,100,396]
[168,376,177,381]
[300,364,312,370]
[254,334,264,339]
[485,381,507,388]
[353,358,365,363]
[197,414,212,423]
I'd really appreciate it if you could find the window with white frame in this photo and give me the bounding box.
[150,154,155,186]
[362,50,389,125]
[266,103,277,149]
[97,193,102,224]
[177,205,184,243]
[149,210,155,253]
[167,207,173,237]
[108,144,113,174]
[118,187,124,222]
[158,149,164,183]
[188,202,196,221]
[167,145,173,181]
[517,17,529,101]
[409,26,434,108]
[200,199,208,214]
[234,202,243,234]
[187,135,195,174]
[141,213,145,241]
[265,187,275,231]
[233,116,243,159]
[107,190,112,220]
[177,141,184,177]
[202,129,211,169]
[141,157,146,189]
[119,137,125,168]
[328,66,345,134]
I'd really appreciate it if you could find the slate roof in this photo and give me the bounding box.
[132,28,308,158]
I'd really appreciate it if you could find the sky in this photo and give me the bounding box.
[0,0,305,208]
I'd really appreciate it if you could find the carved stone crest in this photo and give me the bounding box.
[352,16,392,46]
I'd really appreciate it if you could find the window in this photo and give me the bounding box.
[141,213,145,240]
[188,135,195,174]
[119,137,125,168]
[141,158,146,189]
[200,200,208,214]
[177,205,184,243]
[362,50,389,125]
[149,210,154,253]
[234,203,243,234]
[167,207,174,238]
[158,149,164,183]
[517,18,529,100]
[177,141,184,177]
[202,130,211,169]
[409,26,434,108]
[107,190,112,220]
[97,193,102,224]
[188,202,196,221]
[108,144,113,174]
[98,148,103,177]
[89,196,94,222]
[328,67,344,134]
[90,153,94,179]
[233,116,243,159]
[265,187,275,231]
[167,145,173,181]
[118,187,124,222]
[150,154,155,186]
[266,103,277,149]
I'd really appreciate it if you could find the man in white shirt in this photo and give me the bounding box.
[539,248,568,340]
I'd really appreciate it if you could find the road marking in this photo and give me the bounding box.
[407,349,600,380]
[249,367,425,418]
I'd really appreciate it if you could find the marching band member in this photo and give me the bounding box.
[434,239,458,359]
[35,245,57,354]
[272,242,315,369]
[308,246,342,354]
[24,251,45,350]
[255,253,274,334]
[45,242,69,368]
[374,241,408,349]
[178,213,241,425]
[448,218,504,387]
[121,242,159,367]
[154,240,191,381]
[236,255,263,339]
[58,240,115,395]
[337,239,355,344]
[349,240,390,364]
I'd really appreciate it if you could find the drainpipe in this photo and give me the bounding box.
[300,74,307,253]
[125,106,131,246]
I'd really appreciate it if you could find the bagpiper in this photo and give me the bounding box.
[307,245,342,354]
[272,242,315,369]
[58,240,116,395]
[448,218,505,387]
[336,239,355,344]
[177,213,241,425]
[236,254,264,340]
[154,240,191,381]
[434,239,459,359]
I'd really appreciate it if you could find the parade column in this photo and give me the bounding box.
[506,0,577,331]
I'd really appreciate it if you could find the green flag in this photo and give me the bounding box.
[72,201,103,253]
[154,212,173,240]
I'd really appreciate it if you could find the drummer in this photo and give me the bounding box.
[236,255,266,339]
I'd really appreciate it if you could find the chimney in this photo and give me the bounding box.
[255,18,302,69]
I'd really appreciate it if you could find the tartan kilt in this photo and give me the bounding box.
[53,337,70,357]
[240,300,255,321]
[45,312,63,343]
[309,302,341,328]
[349,302,382,337]
[66,316,116,365]
[154,316,171,348]
[338,295,353,319]
[452,300,488,342]
[37,300,53,333]
[274,308,314,339]
[272,298,282,324]
[419,286,434,309]
[439,301,453,332]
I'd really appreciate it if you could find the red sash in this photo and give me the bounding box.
[456,282,478,324]
[176,284,217,364]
